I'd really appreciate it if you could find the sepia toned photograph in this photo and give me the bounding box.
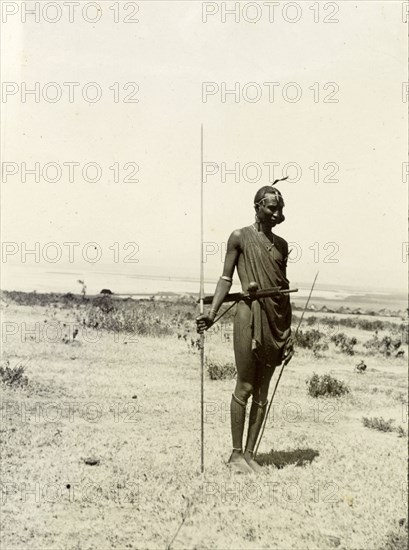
[1,1,408,549]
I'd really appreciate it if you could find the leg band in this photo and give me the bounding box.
[232,393,247,407]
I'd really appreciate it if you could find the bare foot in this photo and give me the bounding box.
[244,450,263,474]
[227,450,254,474]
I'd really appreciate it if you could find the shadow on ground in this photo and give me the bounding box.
[256,448,319,468]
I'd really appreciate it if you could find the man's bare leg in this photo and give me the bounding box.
[244,361,276,473]
[243,399,268,473]
[227,393,254,474]
[228,301,256,474]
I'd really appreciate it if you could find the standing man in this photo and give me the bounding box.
[196,185,293,474]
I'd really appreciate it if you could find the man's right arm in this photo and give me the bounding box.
[207,229,241,320]
[196,229,241,333]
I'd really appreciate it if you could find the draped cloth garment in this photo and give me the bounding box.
[239,225,292,364]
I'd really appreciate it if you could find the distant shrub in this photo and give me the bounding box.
[295,330,329,358]
[337,317,386,331]
[399,323,409,344]
[314,315,404,334]
[304,315,338,333]
[306,316,318,326]
[317,316,339,329]
[0,360,28,387]
[295,329,323,349]
[92,294,115,313]
[364,332,403,357]
[206,358,236,380]
[307,373,350,398]
[312,341,329,358]
[2,290,87,308]
[330,332,358,355]
[362,416,395,432]
[81,296,197,338]
[362,416,406,435]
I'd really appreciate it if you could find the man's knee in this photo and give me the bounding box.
[253,376,274,403]
[235,381,253,403]
[253,389,269,405]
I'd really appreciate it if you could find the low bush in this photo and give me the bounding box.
[0,360,28,387]
[306,373,350,398]
[364,333,403,357]
[330,332,358,355]
[295,329,324,349]
[295,330,329,358]
[206,358,236,380]
[362,417,406,435]
[311,341,329,358]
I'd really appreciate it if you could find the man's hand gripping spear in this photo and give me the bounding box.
[197,282,298,330]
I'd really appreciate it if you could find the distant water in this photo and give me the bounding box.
[1,264,407,311]
[1,264,207,295]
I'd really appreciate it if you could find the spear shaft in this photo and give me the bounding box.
[199,124,205,473]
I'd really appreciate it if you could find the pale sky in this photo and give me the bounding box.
[1,1,408,292]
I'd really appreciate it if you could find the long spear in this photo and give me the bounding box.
[199,124,205,473]
[254,271,319,457]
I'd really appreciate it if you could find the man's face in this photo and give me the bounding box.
[256,193,284,227]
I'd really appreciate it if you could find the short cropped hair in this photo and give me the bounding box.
[254,186,284,206]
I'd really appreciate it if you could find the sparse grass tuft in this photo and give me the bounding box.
[362,416,406,435]
[362,416,395,432]
[0,360,28,387]
[380,518,408,550]
[206,358,236,380]
[306,373,350,398]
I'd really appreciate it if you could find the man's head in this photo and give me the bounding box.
[254,186,285,226]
